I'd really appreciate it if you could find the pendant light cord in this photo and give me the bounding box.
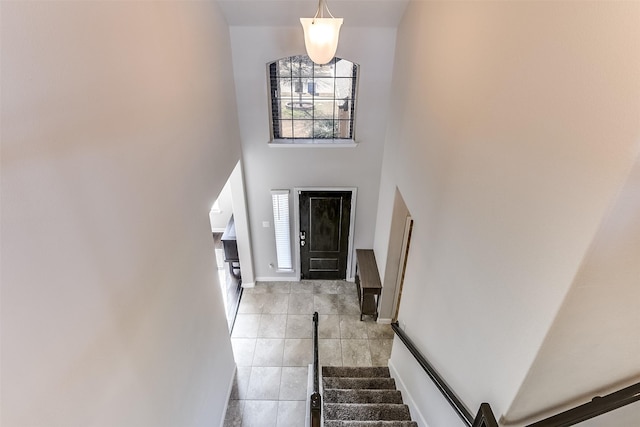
[313,0,335,21]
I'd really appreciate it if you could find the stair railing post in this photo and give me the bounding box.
[310,391,321,427]
[310,312,321,427]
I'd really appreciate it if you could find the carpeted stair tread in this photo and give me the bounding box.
[324,403,412,421]
[323,377,396,390]
[323,366,391,378]
[324,389,404,404]
[324,421,418,427]
[322,366,416,426]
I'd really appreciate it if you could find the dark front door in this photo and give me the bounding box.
[299,191,352,279]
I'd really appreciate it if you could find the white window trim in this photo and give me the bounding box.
[271,190,294,272]
[267,56,359,142]
[269,139,358,147]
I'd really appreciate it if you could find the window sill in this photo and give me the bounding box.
[269,139,358,148]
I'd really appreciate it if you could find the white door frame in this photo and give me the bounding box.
[392,215,413,322]
[293,187,357,281]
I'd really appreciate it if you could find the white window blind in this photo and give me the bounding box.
[271,190,293,271]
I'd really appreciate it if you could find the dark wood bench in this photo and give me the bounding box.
[355,249,382,321]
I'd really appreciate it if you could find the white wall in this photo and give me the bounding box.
[229,161,256,287]
[389,343,468,427]
[210,179,234,233]
[377,0,640,424]
[229,25,397,279]
[504,152,640,424]
[1,2,241,426]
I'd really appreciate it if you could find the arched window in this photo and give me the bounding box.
[268,55,359,142]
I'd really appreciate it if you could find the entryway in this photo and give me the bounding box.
[296,189,356,280]
[210,161,254,333]
[223,280,394,426]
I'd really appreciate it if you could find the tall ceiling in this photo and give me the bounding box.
[216,0,409,27]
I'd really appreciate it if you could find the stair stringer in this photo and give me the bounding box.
[388,359,429,427]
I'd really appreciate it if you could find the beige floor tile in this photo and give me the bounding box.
[314,294,341,314]
[369,339,394,366]
[338,297,362,316]
[282,339,313,366]
[341,339,372,366]
[230,366,252,400]
[289,281,314,293]
[279,367,309,400]
[314,280,339,294]
[337,280,358,295]
[318,315,341,339]
[319,339,342,366]
[252,339,284,367]
[285,315,313,338]
[227,280,396,427]
[242,400,278,427]
[366,321,394,339]
[246,367,282,400]
[238,293,269,314]
[262,294,290,314]
[276,401,306,427]
[231,338,256,367]
[287,293,314,314]
[261,282,291,293]
[232,314,261,338]
[258,314,287,338]
[340,315,369,339]
[243,283,267,294]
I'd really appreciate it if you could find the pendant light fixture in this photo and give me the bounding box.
[300,0,343,65]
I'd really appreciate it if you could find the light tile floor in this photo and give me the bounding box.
[223,280,394,427]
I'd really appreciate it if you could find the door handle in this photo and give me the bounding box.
[300,231,306,246]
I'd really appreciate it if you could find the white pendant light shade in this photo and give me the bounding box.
[300,17,343,64]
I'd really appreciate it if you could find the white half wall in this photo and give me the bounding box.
[1,2,241,426]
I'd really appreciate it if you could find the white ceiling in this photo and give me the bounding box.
[216,0,410,27]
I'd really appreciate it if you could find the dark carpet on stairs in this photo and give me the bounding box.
[322,366,418,427]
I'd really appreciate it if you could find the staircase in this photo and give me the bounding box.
[322,366,418,427]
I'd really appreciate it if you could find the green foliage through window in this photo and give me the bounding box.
[268,55,358,140]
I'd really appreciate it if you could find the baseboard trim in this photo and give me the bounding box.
[219,364,238,427]
[377,318,392,324]
[241,282,255,288]
[306,364,313,426]
[389,358,429,427]
[254,276,355,283]
[254,276,298,282]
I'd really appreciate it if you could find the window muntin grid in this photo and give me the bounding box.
[268,55,358,141]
